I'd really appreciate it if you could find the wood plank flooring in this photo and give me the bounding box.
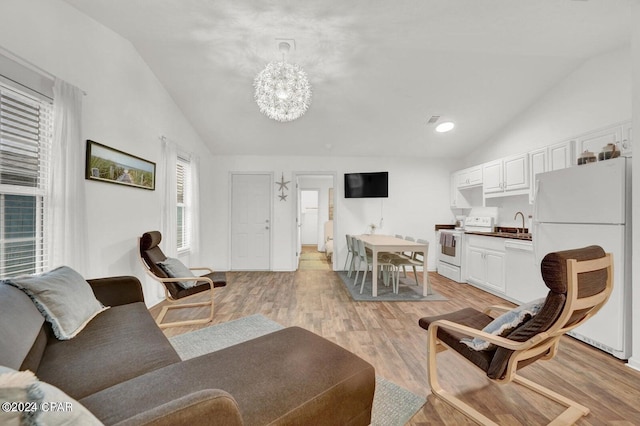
[150,269,640,425]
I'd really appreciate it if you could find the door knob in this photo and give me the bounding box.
[265,226,270,230]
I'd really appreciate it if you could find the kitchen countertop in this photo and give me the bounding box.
[465,231,532,241]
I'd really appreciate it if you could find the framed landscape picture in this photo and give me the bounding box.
[85,140,156,190]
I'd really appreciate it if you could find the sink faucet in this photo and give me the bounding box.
[514,211,525,234]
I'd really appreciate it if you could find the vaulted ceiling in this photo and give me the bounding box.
[63,0,633,158]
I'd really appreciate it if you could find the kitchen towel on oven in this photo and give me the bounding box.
[439,233,455,247]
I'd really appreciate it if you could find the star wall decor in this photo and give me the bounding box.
[276,173,290,201]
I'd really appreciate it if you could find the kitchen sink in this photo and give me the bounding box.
[465,231,532,240]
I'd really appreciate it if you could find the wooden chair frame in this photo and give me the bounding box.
[137,239,217,329]
[426,254,613,425]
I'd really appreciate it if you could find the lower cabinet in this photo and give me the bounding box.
[466,235,505,295]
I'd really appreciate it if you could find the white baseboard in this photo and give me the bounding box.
[627,357,640,372]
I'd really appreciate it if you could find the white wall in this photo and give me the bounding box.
[206,156,455,272]
[464,46,632,166]
[0,0,214,307]
[629,2,640,372]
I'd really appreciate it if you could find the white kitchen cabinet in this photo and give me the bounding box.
[622,122,632,157]
[528,141,573,204]
[483,153,529,197]
[451,171,474,208]
[503,153,529,191]
[548,140,574,170]
[466,235,506,295]
[529,148,546,204]
[575,124,622,160]
[504,240,547,304]
[482,160,503,194]
[457,165,483,188]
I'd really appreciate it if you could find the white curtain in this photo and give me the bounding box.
[187,153,201,263]
[160,137,178,257]
[48,78,88,273]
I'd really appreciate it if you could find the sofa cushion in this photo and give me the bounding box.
[5,266,108,340]
[80,327,375,426]
[0,366,103,426]
[0,283,45,370]
[36,302,180,400]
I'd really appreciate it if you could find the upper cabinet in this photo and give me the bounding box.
[456,165,483,189]
[451,168,483,208]
[575,125,621,159]
[449,121,631,209]
[574,122,631,162]
[548,140,574,171]
[528,140,574,203]
[483,153,529,197]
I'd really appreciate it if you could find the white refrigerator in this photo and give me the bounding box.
[533,157,631,360]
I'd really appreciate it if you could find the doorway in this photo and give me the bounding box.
[293,173,336,271]
[230,173,272,270]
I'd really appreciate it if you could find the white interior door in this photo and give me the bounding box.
[230,173,271,270]
[300,190,319,245]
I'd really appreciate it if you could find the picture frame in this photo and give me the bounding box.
[85,140,156,190]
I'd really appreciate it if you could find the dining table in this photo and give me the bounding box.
[357,234,432,297]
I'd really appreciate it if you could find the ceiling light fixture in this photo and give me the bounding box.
[254,41,312,122]
[435,121,455,133]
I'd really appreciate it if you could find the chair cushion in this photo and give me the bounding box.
[540,245,606,295]
[419,308,496,373]
[487,292,565,379]
[460,298,546,351]
[4,266,108,340]
[36,302,180,400]
[157,257,197,289]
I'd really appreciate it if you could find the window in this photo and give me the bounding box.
[0,82,52,277]
[176,156,191,252]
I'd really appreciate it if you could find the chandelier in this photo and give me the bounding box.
[254,41,312,122]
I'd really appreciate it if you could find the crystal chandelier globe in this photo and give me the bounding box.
[254,42,312,122]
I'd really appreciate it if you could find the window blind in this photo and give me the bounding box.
[0,83,52,278]
[176,156,191,251]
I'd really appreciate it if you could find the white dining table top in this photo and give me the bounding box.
[357,234,427,250]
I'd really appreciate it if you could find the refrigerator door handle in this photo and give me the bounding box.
[532,179,541,264]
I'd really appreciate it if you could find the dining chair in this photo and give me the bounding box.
[344,234,354,274]
[355,239,396,294]
[349,235,361,281]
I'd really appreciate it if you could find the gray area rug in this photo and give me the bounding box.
[169,314,425,425]
[337,271,447,302]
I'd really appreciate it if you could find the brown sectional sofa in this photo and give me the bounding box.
[0,276,375,425]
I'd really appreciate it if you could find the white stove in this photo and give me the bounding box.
[437,216,494,283]
[464,216,494,233]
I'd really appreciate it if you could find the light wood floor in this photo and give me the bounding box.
[150,269,640,425]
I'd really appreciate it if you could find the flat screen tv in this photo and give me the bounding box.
[344,172,388,198]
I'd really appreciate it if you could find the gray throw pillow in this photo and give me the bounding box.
[4,266,108,340]
[157,257,198,289]
[0,366,104,425]
[460,297,546,351]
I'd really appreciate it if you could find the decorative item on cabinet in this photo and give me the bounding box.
[598,143,620,161]
[577,150,597,165]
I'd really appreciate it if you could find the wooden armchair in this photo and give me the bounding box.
[419,245,613,425]
[138,231,227,328]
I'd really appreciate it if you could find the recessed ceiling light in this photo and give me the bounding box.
[435,121,455,133]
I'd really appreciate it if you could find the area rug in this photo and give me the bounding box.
[337,271,447,302]
[169,314,425,426]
